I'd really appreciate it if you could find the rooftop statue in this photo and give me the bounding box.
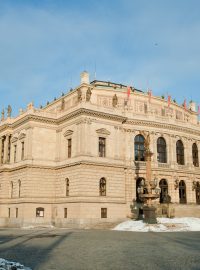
[1,109,5,121]
[86,88,92,102]
[7,105,12,118]
[112,94,118,107]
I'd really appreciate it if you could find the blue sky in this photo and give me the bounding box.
[0,0,200,115]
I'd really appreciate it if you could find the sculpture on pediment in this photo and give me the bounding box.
[140,131,150,152]
[7,105,12,118]
[61,98,65,110]
[77,89,82,102]
[1,109,5,121]
[112,94,118,107]
[86,88,92,102]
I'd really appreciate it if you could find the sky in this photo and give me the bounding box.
[0,0,200,116]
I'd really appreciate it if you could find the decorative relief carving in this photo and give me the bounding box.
[112,94,118,107]
[96,128,110,135]
[86,88,92,102]
[63,130,74,137]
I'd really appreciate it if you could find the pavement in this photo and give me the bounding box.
[0,228,200,270]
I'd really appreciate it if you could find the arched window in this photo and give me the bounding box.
[36,207,44,217]
[196,182,200,204]
[99,178,106,196]
[176,140,184,165]
[18,180,21,198]
[179,180,187,204]
[10,181,13,198]
[157,137,167,163]
[135,135,145,161]
[192,143,199,167]
[66,178,69,196]
[159,179,168,203]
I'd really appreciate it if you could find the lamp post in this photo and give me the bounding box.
[137,132,161,224]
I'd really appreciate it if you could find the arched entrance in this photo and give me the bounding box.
[159,179,168,203]
[196,182,200,204]
[179,180,187,204]
[136,177,145,203]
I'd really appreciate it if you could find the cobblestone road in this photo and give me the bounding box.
[0,229,200,270]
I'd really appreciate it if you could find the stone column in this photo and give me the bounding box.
[169,135,176,168]
[3,134,9,163]
[26,128,33,160]
[0,137,2,165]
[86,119,91,156]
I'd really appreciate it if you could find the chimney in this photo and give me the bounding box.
[80,71,89,84]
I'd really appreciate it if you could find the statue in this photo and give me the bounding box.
[7,105,12,118]
[61,98,65,110]
[77,89,82,102]
[140,131,150,152]
[86,88,92,102]
[112,94,118,107]
[1,109,5,121]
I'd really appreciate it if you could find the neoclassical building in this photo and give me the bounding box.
[0,71,200,227]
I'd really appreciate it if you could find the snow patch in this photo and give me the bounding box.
[0,258,32,270]
[113,217,200,232]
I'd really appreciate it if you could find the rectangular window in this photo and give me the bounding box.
[68,139,72,158]
[64,208,67,218]
[99,137,106,157]
[21,142,25,160]
[16,208,18,218]
[14,145,17,163]
[8,136,11,163]
[8,208,10,218]
[101,208,107,218]
[36,207,44,217]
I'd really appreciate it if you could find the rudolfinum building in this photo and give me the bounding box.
[0,71,200,228]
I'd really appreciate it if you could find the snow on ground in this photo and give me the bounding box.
[113,218,200,232]
[0,258,32,270]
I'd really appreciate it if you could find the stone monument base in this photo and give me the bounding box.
[143,205,157,224]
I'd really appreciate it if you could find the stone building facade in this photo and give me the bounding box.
[0,71,200,227]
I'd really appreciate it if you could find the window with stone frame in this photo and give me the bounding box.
[134,134,145,161]
[179,180,187,204]
[192,143,199,167]
[101,208,107,218]
[10,181,13,198]
[99,137,106,157]
[68,138,72,158]
[36,207,44,217]
[18,180,21,198]
[66,178,69,196]
[21,141,25,160]
[14,144,17,163]
[16,208,18,218]
[157,137,167,163]
[99,178,106,196]
[8,208,10,218]
[64,208,67,218]
[196,182,200,204]
[176,140,184,165]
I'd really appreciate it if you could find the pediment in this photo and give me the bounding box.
[63,130,74,137]
[18,133,26,140]
[11,136,18,143]
[96,128,110,135]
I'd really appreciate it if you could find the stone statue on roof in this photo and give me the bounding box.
[112,94,118,107]
[7,105,12,118]
[86,88,92,102]
[1,109,5,121]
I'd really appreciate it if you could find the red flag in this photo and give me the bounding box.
[168,95,171,107]
[183,99,187,110]
[198,105,200,115]
[148,89,152,102]
[127,86,131,99]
